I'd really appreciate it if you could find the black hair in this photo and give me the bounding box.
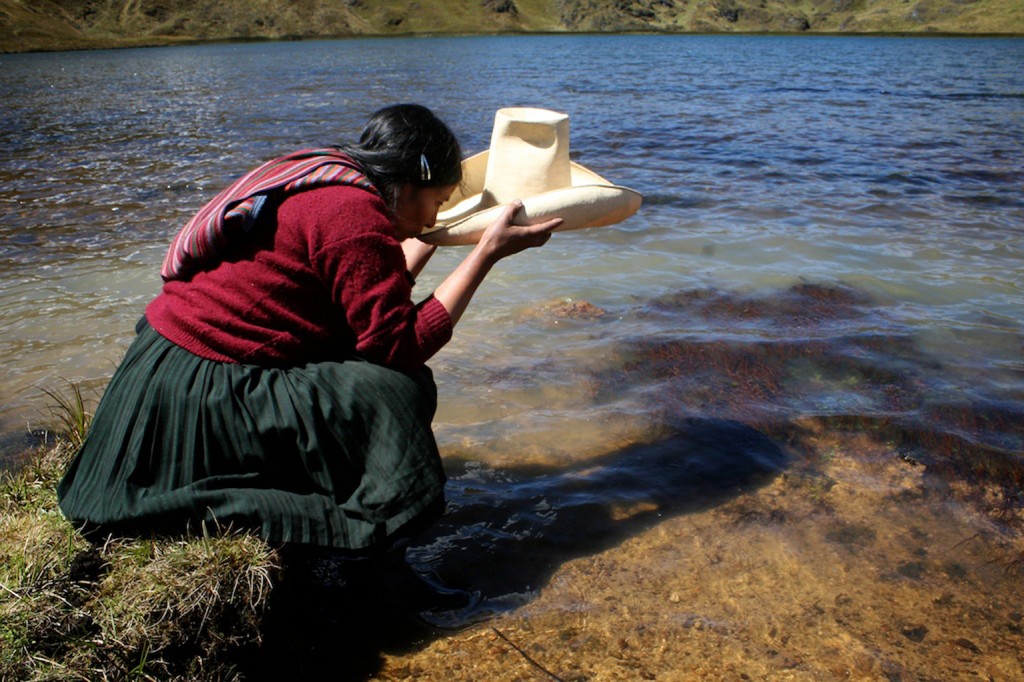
[341,104,462,208]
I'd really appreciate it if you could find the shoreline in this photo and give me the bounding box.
[3,414,1021,679]
[4,29,1024,56]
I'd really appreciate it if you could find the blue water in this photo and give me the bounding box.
[1,35,1022,491]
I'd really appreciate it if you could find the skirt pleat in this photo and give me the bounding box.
[57,318,446,550]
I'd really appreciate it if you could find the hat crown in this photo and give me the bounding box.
[482,107,572,206]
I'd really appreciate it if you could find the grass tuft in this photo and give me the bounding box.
[40,380,93,451]
[1,388,280,680]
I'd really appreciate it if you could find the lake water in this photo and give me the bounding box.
[2,35,1023,657]
[3,35,1020,463]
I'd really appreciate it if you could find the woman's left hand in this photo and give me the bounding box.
[432,200,560,327]
[477,200,562,264]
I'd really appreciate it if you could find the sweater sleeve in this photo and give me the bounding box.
[293,186,453,370]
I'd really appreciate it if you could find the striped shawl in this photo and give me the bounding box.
[161,149,377,281]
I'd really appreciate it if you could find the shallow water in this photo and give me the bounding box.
[1,35,1023,667]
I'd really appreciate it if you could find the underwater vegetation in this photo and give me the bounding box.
[596,281,1023,527]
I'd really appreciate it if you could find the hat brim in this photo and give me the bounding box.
[419,152,642,246]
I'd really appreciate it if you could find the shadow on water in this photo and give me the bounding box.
[246,418,787,681]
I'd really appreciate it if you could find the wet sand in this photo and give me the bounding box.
[373,423,1023,681]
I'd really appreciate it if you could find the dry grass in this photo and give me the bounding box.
[0,386,279,681]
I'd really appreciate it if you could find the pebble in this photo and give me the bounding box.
[954,638,981,654]
[901,625,928,642]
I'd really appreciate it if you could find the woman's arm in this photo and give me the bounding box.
[433,201,561,327]
[402,239,437,279]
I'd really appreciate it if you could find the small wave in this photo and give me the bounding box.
[641,193,709,208]
[766,86,833,95]
[942,168,1022,184]
[884,90,1024,102]
[870,172,938,187]
[927,92,1024,101]
[943,193,1023,208]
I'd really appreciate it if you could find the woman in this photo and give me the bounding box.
[57,104,560,563]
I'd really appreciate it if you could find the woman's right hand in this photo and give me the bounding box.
[477,200,562,264]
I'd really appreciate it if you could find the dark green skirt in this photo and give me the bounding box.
[57,318,446,551]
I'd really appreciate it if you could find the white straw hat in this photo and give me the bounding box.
[419,107,642,246]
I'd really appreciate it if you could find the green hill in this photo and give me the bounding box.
[2,0,1022,53]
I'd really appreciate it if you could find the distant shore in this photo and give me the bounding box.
[4,0,1023,57]
[3,29,1023,56]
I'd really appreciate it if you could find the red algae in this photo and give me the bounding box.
[644,280,870,329]
[598,282,1024,537]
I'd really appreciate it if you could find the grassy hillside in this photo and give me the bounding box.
[1,0,1022,53]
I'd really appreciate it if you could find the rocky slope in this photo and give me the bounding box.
[1,0,1022,53]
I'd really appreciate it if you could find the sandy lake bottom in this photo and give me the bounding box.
[251,407,1023,681]
[369,422,1022,681]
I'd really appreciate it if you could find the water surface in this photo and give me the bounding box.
[2,33,1022,546]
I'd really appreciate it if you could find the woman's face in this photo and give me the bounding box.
[392,183,457,239]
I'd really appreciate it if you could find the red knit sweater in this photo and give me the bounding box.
[146,185,453,371]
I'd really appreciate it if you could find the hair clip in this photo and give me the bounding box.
[420,153,432,182]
